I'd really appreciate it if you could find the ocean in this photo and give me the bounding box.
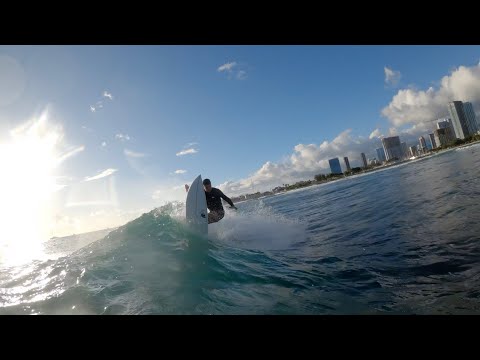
[1,144,480,314]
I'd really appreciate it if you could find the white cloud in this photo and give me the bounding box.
[237,70,247,80]
[101,141,107,147]
[90,101,103,112]
[124,149,147,158]
[174,169,187,174]
[369,128,382,139]
[89,91,113,113]
[115,133,131,142]
[399,122,433,136]
[124,148,149,177]
[382,63,480,131]
[218,62,237,72]
[384,66,401,87]
[84,168,118,182]
[103,91,113,100]
[218,61,248,80]
[388,127,399,136]
[57,145,85,165]
[176,148,198,156]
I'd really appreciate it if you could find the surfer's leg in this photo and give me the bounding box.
[208,213,214,224]
[208,210,225,224]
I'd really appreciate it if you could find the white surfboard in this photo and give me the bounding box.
[185,175,208,235]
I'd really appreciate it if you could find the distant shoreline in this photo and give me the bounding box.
[232,139,480,203]
[49,227,117,241]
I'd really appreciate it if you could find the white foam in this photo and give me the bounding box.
[208,201,307,251]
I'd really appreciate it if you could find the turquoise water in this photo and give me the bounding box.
[1,145,480,314]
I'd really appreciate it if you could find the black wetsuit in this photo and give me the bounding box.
[205,188,234,223]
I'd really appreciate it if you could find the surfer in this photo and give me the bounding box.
[185,178,237,224]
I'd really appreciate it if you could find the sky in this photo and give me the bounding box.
[1,45,480,238]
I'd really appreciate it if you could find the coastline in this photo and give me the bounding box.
[232,139,480,203]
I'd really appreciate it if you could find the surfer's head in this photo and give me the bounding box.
[203,178,212,192]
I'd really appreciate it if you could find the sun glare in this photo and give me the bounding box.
[0,111,65,265]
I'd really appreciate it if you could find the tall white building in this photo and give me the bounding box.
[409,145,418,157]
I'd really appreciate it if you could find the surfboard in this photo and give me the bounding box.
[185,175,208,235]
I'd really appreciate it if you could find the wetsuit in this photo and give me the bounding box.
[205,188,234,224]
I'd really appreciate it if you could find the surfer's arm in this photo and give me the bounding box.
[219,190,236,208]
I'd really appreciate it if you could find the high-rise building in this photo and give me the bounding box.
[381,136,403,161]
[434,127,455,147]
[437,118,452,130]
[376,147,386,162]
[428,133,436,149]
[446,127,455,143]
[448,101,474,139]
[419,136,427,153]
[435,119,456,145]
[343,157,351,171]
[401,142,408,158]
[409,146,418,157]
[463,102,479,134]
[329,158,342,174]
[361,152,368,168]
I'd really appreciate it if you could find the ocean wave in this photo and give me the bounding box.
[0,202,307,314]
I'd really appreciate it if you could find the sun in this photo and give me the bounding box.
[0,111,67,266]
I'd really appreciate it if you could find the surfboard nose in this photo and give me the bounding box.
[185,175,208,235]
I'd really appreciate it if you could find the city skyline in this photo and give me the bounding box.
[367,101,479,163]
[325,100,479,174]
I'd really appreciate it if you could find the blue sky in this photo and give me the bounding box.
[1,45,480,236]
